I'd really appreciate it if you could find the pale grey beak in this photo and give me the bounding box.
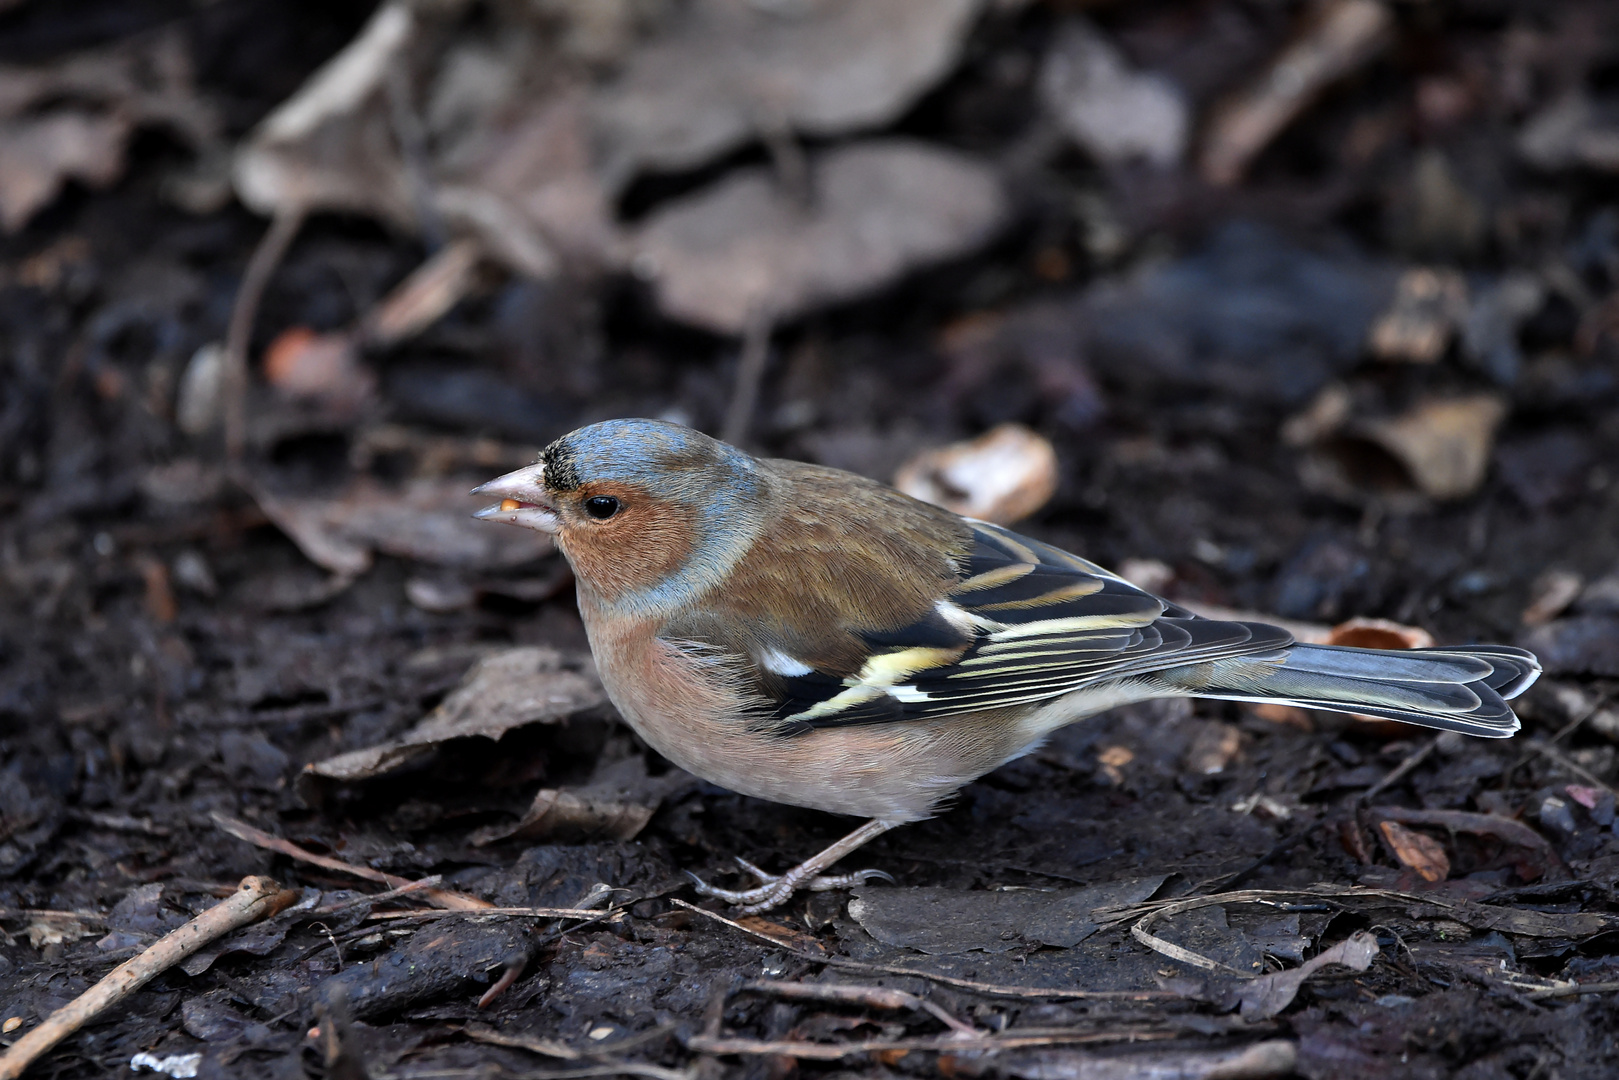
[471,462,560,533]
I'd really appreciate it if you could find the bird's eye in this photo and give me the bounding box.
[583,495,621,520]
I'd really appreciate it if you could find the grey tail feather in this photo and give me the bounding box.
[1155,642,1541,739]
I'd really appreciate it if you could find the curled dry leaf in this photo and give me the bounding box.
[1374,807,1566,883]
[1039,19,1188,169]
[893,423,1057,525]
[633,140,1006,334]
[1200,0,1392,185]
[1522,570,1584,627]
[0,28,219,231]
[1358,395,1507,500]
[1378,820,1450,882]
[1326,617,1434,651]
[262,327,374,407]
[1237,931,1379,1021]
[591,0,983,186]
[1368,267,1468,363]
[307,647,606,782]
[471,756,695,846]
[250,475,552,577]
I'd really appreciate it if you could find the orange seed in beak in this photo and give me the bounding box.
[500,498,521,512]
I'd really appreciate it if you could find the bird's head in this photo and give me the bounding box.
[473,419,767,610]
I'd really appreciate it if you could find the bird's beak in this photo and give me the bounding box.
[471,462,560,533]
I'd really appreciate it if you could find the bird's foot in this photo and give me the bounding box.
[686,857,894,914]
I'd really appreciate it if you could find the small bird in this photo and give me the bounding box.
[474,419,1539,912]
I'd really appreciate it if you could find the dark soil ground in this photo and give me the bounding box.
[3,1,1619,1078]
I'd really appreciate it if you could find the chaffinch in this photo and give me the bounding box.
[474,419,1539,912]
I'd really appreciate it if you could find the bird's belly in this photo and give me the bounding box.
[581,611,1041,821]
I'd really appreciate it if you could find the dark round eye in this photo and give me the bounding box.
[583,495,621,520]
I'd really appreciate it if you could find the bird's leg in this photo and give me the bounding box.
[687,818,899,913]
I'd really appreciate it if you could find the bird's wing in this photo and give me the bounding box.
[764,520,1293,732]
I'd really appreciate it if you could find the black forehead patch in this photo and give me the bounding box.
[539,439,580,492]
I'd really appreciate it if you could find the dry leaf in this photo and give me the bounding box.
[250,475,552,576]
[893,423,1058,525]
[633,139,1006,334]
[0,28,219,231]
[591,0,983,185]
[1185,723,1242,776]
[1357,395,1507,500]
[471,756,695,845]
[1325,617,1434,650]
[1378,820,1450,882]
[263,327,373,407]
[1236,931,1379,1020]
[0,112,131,231]
[1039,19,1188,168]
[1368,267,1468,363]
[1522,570,1584,627]
[1518,92,1619,173]
[307,647,606,782]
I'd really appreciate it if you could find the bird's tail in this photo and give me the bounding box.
[1154,642,1540,738]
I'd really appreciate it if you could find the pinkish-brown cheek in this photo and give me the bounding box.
[561,506,697,601]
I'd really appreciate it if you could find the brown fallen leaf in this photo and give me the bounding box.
[0,112,130,232]
[250,475,552,577]
[1368,267,1468,363]
[1326,617,1435,651]
[1039,18,1188,169]
[893,424,1058,525]
[1378,820,1450,882]
[1373,807,1566,883]
[1522,570,1584,627]
[1200,0,1392,185]
[632,139,1006,334]
[0,28,219,231]
[262,326,374,407]
[306,646,606,783]
[590,0,984,186]
[470,756,695,845]
[1235,931,1379,1021]
[1358,395,1507,501]
[1184,722,1242,776]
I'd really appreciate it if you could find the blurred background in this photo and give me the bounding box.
[3,0,1619,1075]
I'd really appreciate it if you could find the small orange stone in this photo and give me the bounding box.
[500,498,521,512]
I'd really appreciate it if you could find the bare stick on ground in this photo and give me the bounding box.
[212,811,492,911]
[223,206,307,460]
[0,876,298,1080]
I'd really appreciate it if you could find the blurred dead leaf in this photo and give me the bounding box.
[633,139,1006,334]
[234,2,612,278]
[0,28,219,231]
[1200,0,1392,186]
[1368,267,1468,363]
[1522,570,1584,627]
[1518,92,1619,172]
[893,423,1057,525]
[263,327,373,407]
[1039,18,1188,169]
[1326,617,1434,650]
[1184,722,1242,776]
[591,0,984,186]
[471,756,695,845]
[307,646,606,782]
[251,476,552,577]
[1236,931,1378,1021]
[1359,395,1506,500]
[1378,820,1450,882]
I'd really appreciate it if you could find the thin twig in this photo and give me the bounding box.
[685,1029,1176,1060]
[720,305,774,448]
[364,905,620,921]
[739,979,978,1036]
[211,811,491,910]
[1361,736,1439,805]
[0,877,298,1080]
[224,207,307,460]
[1529,741,1617,798]
[1526,980,1619,1000]
[669,899,1169,1001]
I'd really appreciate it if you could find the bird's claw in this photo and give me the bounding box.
[685,859,894,914]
